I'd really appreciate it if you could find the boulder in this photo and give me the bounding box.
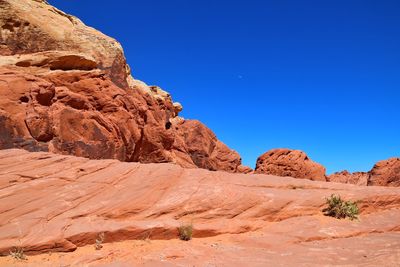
[173,120,247,173]
[255,148,326,181]
[173,102,183,116]
[368,158,400,187]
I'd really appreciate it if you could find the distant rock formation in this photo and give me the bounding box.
[255,148,399,186]
[368,158,400,187]
[327,171,369,186]
[327,158,400,187]
[254,149,326,181]
[0,0,250,173]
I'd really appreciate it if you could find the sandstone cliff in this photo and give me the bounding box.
[0,0,249,173]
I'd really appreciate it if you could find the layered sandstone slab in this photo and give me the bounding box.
[0,149,400,266]
[255,148,326,181]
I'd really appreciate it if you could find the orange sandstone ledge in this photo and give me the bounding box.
[0,149,400,266]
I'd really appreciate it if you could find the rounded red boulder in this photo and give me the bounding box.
[255,148,326,181]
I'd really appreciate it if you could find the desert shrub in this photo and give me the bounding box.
[141,230,152,242]
[9,247,26,260]
[94,232,105,250]
[178,224,193,241]
[323,194,359,220]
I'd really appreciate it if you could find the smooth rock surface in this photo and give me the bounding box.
[0,149,400,266]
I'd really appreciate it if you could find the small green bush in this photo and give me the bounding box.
[323,194,359,220]
[9,247,26,261]
[178,224,193,241]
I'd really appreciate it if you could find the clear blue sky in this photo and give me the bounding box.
[49,0,400,174]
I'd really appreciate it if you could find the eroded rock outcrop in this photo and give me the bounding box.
[327,170,369,185]
[255,149,400,187]
[0,0,129,88]
[0,0,248,172]
[255,148,326,181]
[368,158,400,187]
[327,158,400,187]
[173,120,246,172]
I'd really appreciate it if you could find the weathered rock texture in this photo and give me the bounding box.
[0,0,129,88]
[0,0,248,172]
[328,158,400,187]
[327,170,369,185]
[255,148,326,181]
[368,158,400,187]
[255,149,400,187]
[1,149,400,266]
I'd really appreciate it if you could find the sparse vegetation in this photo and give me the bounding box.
[323,194,359,220]
[9,247,26,261]
[178,223,193,241]
[141,229,152,243]
[94,232,105,250]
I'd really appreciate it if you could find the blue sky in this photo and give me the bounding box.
[49,0,400,173]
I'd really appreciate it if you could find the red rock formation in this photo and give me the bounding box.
[0,0,129,88]
[173,120,247,172]
[0,65,248,172]
[255,148,326,181]
[255,149,399,187]
[368,158,400,187]
[1,149,400,266]
[0,0,249,173]
[327,158,400,187]
[327,170,369,186]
